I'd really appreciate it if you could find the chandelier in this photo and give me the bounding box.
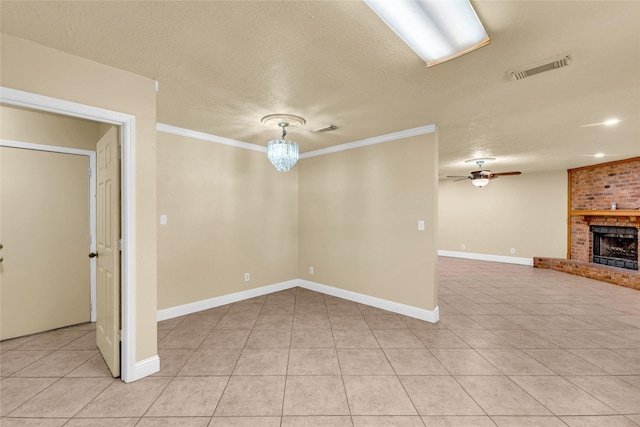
[262,114,306,172]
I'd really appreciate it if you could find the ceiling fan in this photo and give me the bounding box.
[447,160,521,187]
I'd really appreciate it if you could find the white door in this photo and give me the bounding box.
[0,147,90,340]
[95,126,121,377]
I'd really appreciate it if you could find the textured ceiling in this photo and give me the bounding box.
[1,0,638,177]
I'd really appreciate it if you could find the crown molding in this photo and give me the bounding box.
[300,124,436,159]
[157,122,436,157]
[157,123,267,153]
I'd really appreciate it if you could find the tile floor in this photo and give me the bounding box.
[1,257,640,426]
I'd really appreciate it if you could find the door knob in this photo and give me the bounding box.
[89,252,99,258]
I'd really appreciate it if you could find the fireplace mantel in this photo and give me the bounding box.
[571,210,640,224]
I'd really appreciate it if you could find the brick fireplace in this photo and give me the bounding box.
[534,157,640,289]
[571,214,639,269]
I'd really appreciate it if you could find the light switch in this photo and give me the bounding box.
[418,220,425,231]
[160,215,167,225]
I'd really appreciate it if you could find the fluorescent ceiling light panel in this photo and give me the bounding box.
[364,0,490,67]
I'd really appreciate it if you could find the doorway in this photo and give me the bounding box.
[0,86,139,382]
[1,123,121,377]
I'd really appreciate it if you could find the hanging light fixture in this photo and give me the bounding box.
[262,114,305,172]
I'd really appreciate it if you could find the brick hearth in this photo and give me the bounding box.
[534,257,640,289]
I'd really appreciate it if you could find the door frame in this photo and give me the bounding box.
[0,140,97,322]
[1,86,137,383]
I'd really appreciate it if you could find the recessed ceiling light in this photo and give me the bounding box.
[579,118,621,128]
[594,153,605,158]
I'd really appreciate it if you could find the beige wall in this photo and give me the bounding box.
[1,34,158,362]
[298,133,439,311]
[157,132,298,309]
[438,170,567,259]
[1,105,99,149]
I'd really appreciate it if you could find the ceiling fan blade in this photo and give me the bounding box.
[446,175,470,179]
[454,177,470,182]
[491,171,522,176]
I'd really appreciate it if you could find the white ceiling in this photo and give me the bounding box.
[1,1,638,178]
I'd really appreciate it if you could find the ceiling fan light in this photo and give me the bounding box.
[472,178,489,187]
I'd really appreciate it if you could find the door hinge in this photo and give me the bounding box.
[118,330,122,342]
[118,239,123,251]
[89,167,92,178]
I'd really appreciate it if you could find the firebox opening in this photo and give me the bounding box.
[591,225,638,270]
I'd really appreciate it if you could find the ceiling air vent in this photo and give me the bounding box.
[314,124,338,133]
[509,53,573,81]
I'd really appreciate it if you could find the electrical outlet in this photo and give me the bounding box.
[461,243,466,250]
[510,248,516,254]
[244,273,250,281]
[309,266,314,275]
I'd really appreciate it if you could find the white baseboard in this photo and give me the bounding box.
[438,250,533,266]
[129,355,160,382]
[157,277,439,324]
[298,279,439,323]
[157,279,298,321]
